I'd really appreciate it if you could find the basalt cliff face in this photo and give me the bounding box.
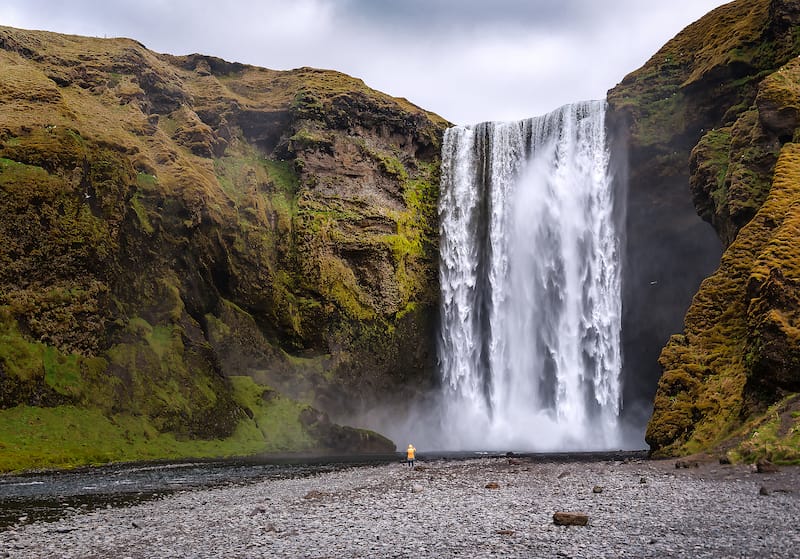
[609,0,800,461]
[0,26,447,471]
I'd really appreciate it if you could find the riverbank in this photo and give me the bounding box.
[2,455,798,558]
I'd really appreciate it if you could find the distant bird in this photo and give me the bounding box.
[649,280,658,285]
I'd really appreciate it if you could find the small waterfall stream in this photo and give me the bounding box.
[437,100,622,450]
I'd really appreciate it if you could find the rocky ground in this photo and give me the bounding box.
[1,456,798,558]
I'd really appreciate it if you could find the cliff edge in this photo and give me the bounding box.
[609,0,800,461]
[0,26,447,471]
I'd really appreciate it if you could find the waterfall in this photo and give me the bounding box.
[437,100,622,451]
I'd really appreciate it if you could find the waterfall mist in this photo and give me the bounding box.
[433,100,623,451]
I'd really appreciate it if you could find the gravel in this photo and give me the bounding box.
[1,457,798,558]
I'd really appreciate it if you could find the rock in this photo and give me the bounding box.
[719,455,732,465]
[248,506,268,516]
[496,529,515,536]
[592,486,604,494]
[756,460,779,474]
[639,477,647,484]
[485,482,500,489]
[303,490,330,500]
[413,465,428,472]
[411,484,423,493]
[759,485,771,496]
[131,521,141,529]
[553,512,589,526]
[508,458,522,466]
[675,460,699,469]
[557,471,570,479]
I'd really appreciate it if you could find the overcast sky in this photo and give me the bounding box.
[2,0,730,125]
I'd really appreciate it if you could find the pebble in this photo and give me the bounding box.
[0,458,798,558]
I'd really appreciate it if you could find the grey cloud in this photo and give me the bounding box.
[2,0,731,124]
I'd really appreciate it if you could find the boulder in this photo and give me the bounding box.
[756,460,779,474]
[553,512,589,526]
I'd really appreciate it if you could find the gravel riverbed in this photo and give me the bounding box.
[2,456,798,558]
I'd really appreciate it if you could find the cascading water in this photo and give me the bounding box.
[437,100,622,451]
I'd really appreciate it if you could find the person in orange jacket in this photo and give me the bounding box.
[406,444,416,467]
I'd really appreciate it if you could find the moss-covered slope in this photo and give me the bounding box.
[609,0,800,461]
[0,26,447,471]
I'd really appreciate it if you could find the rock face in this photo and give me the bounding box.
[0,26,447,470]
[609,0,800,461]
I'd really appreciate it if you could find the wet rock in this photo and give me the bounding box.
[592,486,604,494]
[759,485,771,496]
[413,465,428,472]
[485,482,500,489]
[640,477,647,484]
[495,529,515,536]
[756,460,779,474]
[557,471,570,479]
[553,512,589,526]
[675,460,699,469]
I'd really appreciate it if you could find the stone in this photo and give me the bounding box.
[485,482,500,489]
[675,460,699,469]
[508,458,522,466]
[759,485,771,496]
[496,530,515,536]
[592,486,604,494]
[303,491,329,500]
[411,484,423,493]
[553,512,589,526]
[756,460,779,474]
[639,477,647,484]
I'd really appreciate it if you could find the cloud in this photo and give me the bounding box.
[0,0,730,124]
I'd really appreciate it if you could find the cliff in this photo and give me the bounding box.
[0,26,448,471]
[609,0,800,461]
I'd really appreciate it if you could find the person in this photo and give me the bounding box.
[406,444,416,467]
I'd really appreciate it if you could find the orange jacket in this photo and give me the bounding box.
[407,445,416,460]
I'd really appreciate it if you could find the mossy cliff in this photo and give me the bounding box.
[0,26,447,472]
[608,0,800,461]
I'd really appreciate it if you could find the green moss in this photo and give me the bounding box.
[229,376,315,451]
[648,143,800,458]
[130,193,154,234]
[136,172,158,189]
[290,128,333,152]
[733,394,800,464]
[0,312,39,382]
[42,347,81,396]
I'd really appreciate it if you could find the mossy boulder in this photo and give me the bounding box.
[0,25,447,471]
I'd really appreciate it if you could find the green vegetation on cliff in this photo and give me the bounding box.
[0,25,447,472]
[609,0,800,462]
